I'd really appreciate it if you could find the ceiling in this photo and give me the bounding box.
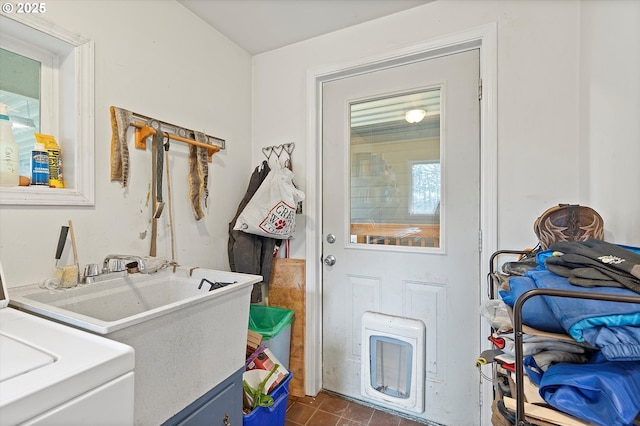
[177,0,434,55]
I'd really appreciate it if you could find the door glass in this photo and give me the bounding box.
[350,89,441,248]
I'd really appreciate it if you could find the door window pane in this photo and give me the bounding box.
[350,89,441,248]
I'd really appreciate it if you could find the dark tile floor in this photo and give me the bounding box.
[286,391,425,426]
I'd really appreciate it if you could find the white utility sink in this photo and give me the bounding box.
[9,266,261,426]
[10,267,257,334]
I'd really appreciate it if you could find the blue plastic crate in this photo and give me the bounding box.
[243,372,293,426]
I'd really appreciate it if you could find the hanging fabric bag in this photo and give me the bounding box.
[234,166,305,239]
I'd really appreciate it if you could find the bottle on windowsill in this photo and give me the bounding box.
[0,103,19,187]
[31,142,50,186]
[35,133,64,188]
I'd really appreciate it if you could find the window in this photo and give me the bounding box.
[0,14,94,205]
[0,47,44,176]
[410,161,440,215]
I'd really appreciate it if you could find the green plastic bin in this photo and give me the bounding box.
[248,305,294,369]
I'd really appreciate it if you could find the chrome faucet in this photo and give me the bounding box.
[102,255,146,274]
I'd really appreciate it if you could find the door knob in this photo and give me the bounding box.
[324,255,336,266]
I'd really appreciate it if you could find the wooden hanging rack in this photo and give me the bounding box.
[128,111,225,162]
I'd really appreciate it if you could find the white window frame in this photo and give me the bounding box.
[0,13,94,206]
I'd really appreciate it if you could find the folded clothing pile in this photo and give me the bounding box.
[535,352,640,426]
[502,268,640,361]
[546,239,640,293]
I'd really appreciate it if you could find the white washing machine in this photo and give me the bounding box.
[0,262,135,426]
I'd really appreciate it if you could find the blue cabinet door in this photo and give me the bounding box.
[163,367,243,426]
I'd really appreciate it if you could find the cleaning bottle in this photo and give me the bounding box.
[0,103,19,187]
[35,133,64,188]
[31,142,49,186]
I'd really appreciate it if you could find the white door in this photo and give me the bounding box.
[322,49,481,425]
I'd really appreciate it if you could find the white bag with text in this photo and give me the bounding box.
[234,167,305,239]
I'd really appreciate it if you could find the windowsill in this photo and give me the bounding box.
[0,186,93,206]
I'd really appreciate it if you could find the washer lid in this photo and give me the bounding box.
[0,334,56,382]
[0,308,134,425]
[0,260,9,309]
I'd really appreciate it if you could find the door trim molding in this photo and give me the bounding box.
[305,22,498,425]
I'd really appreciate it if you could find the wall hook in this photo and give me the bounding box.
[262,146,273,159]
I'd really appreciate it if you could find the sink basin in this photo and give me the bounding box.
[9,267,258,334]
[9,266,262,425]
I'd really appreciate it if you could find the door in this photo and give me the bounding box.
[322,49,481,425]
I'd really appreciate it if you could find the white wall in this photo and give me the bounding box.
[252,0,640,256]
[0,0,636,301]
[0,0,253,287]
[579,0,640,244]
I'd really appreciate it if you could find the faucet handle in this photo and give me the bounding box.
[110,259,127,272]
[83,263,100,277]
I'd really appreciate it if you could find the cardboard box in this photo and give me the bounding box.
[247,329,262,357]
[246,347,289,393]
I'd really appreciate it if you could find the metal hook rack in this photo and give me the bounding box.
[262,142,295,169]
[261,142,295,160]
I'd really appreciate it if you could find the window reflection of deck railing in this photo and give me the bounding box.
[350,223,440,247]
